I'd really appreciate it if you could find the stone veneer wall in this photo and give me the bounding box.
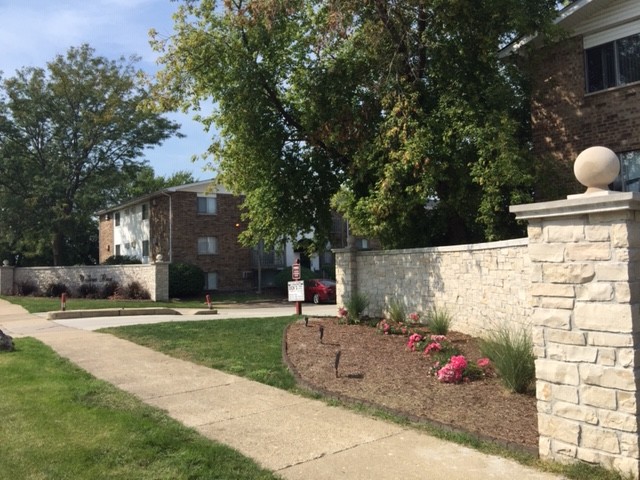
[335,238,531,337]
[512,192,640,477]
[10,263,169,301]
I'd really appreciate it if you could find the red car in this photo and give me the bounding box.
[304,279,337,304]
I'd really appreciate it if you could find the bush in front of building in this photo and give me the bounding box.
[102,255,142,265]
[169,262,204,298]
[45,282,69,298]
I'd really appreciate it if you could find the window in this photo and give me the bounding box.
[198,236,218,255]
[115,212,120,226]
[205,272,218,290]
[612,150,640,192]
[142,204,149,220]
[142,240,150,257]
[197,196,217,214]
[115,244,121,256]
[586,33,640,93]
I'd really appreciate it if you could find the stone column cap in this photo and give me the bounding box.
[510,191,640,221]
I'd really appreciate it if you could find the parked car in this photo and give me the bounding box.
[304,279,336,304]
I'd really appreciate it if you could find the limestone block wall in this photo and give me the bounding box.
[12,263,169,301]
[512,196,640,476]
[335,238,531,337]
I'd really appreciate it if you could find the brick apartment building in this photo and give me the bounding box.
[98,180,254,291]
[98,180,369,292]
[504,0,640,200]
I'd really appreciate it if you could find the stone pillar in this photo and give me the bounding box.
[511,147,640,476]
[152,262,169,302]
[0,263,14,295]
[333,236,358,306]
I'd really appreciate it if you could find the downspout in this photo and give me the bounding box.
[161,191,173,262]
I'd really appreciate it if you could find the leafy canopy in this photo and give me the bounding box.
[151,0,558,249]
[0,44,180,265]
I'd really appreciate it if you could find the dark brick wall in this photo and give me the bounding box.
[531,36,640,200]
[151,192,253,291]
[98,214,114,264]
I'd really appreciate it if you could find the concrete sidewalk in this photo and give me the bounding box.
[0,300,564,480]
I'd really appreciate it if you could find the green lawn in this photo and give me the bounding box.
[1,292,285,313]
[102,316,297,391]
[0,338,281,480]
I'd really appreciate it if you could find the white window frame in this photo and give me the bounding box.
[205,272,218,290]
[197,195,217,215]
[198,236,218,255]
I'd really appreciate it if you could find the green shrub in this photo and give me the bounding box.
[426,306,451,335]
[169,263,204,298]
[124,281,150,300]
[78,283,99,299]
[480,325,535,394]
[102,255,142,265]
[45,282,68,298]
[386,299,406,324]
[344,292,369,324]
[14,281,38,296]
[101,280,120,299]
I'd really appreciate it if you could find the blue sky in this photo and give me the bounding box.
[0,0,213,180]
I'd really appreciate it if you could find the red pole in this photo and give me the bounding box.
[205,294,212,310]
[296,301,302,315]
[61,293,67,311]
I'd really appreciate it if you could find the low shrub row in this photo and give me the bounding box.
[14,280,150,300]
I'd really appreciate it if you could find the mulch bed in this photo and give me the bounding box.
[283,317,538,454]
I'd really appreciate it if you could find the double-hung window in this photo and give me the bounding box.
[585,33,640,93]
[197,195,217,215]
[198,236,218,255]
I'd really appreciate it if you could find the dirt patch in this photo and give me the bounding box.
[284,317,538,454]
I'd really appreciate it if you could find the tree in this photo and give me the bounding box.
[151,0,558,249]
[0,45,180,265]
[113,166,197,201]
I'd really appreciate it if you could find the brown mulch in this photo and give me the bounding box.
[283,317,538,454]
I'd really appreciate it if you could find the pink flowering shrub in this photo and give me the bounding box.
[408,312,420,324]
[376,319,414,336]
[437,355,467,383]
[406,333,424,351]
[477,357,491,368]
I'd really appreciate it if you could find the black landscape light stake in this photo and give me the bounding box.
[335,350,341,378]
[304,316,309,327]
[319,325,324,344]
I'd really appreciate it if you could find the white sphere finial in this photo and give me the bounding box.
[573,146,620,195]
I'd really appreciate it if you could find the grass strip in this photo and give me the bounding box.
[0,338,280,480]
[102,316,297,391]
[0,293,284,313]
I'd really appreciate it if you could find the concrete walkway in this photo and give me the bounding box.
[0,300,565,480]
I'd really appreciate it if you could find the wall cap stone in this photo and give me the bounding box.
[510,192,640,221]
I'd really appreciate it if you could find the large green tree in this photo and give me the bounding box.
[0,45,180,265]
[151,0,558,249]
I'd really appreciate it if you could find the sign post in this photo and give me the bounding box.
[291,259,302,315]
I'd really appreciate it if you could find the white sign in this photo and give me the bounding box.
[287,280,305,302]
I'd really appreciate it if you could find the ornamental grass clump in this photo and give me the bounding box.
[386,299,407,324]
[343,292,369,324]
[426,306,452,335]
[480,324,535,394]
